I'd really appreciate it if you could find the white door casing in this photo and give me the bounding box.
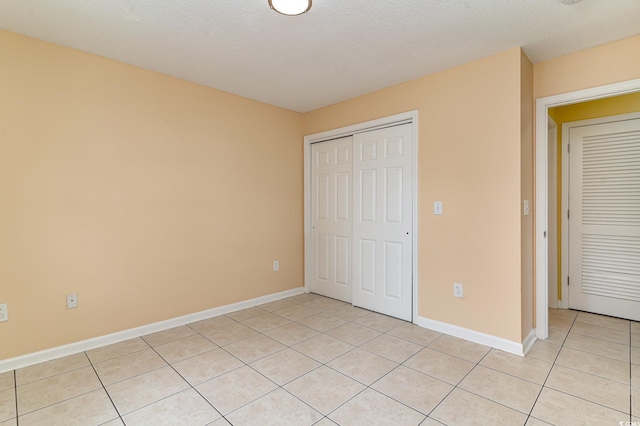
[548,117,559,309]
[535,79,640,341]
[310,137,353,302]
[567,117,640,320]
[352,124,413,320]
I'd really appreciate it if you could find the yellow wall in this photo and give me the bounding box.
[548,92,640,299]
[305,47,528,343]
[0,31,304,360]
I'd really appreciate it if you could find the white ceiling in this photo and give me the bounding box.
[1,0,639,112]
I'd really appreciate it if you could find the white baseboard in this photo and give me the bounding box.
[415,316,530,357]
[0,287,305,373]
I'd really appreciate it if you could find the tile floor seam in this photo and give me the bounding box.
[380,330,433,347]
[265,386,325,421]
[421,344,483,365]
[127,342,226,424]
[523,309,578,422]
[447,385,534,417]
[89,346,150,366]
[420,346,492,419]
[367,362,449,418]
[568,330,631,345]
[322,356,384,388]
[549,360,631,386]
[14,364,91,388]
[16,387,105,418]
[95,363,169,388]
[541,386,631,417]
[13,370,18,426]
[86,352,124,425]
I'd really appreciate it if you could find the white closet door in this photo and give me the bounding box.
[568,118,640,320]
[310,137,353,302]
[352,124,413,320]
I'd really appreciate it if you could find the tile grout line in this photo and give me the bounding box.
[85,351,125,425]
[422,344,501,423]
[524,310,577,424]
[13,370,18,426]
[141,334,230,424]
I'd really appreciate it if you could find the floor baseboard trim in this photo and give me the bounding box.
[415,316,526,356]
[0,287,305,373]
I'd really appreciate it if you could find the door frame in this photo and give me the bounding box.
[535,78,640,339]
[547,116,559,309]
[561,111,640,312]
[303,110,419,322]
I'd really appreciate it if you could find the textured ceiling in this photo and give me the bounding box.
[1,0,639,112]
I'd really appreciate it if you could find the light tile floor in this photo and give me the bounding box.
[1,294,637,425]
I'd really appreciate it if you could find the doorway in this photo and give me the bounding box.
[535,79,640,339]
[304,111,419,322]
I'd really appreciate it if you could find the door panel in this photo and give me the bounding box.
[310,137,353,302]
[568,117,640,320]
[353,124,413,320]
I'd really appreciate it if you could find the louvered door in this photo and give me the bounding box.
[568,117,640,320]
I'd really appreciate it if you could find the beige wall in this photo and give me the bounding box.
[305,47,527,343]
[520,51,534,339]
[4,26,638,361]
[0,31,304,360]
[534,35,640,100]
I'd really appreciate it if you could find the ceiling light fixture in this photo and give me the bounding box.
[268,0,312,16]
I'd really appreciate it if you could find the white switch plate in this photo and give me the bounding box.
[453,283,464,298]
[273,261,279,271]
[434,201,443,215]
[0,303,7,322]
[66,293,78,309]
[524,200,530,216]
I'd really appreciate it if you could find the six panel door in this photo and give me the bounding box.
[352,124,413,321]
[310,137,353,302]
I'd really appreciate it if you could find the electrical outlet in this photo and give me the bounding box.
[273,261,280,271]
[66,293,78,309]
[453,283,464,298]
[0,303,7,322]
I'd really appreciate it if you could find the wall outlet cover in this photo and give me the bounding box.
[66,293,78,309]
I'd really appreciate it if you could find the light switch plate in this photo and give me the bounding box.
[434,201,443,215]
[524,200,530,216]
[453,283,464,298]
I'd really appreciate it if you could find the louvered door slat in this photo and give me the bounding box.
[569,117,640,320]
